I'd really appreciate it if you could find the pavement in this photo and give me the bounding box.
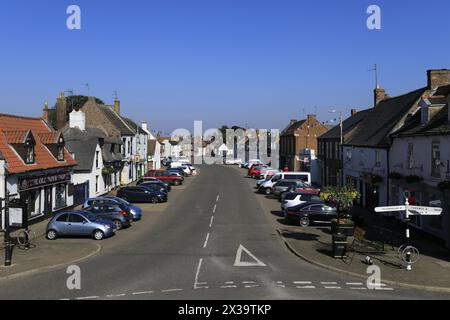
[0,165,449,299]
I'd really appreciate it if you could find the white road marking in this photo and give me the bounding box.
[321,282,338,285]
[76,296,99,300]
[209,216,214,228]
[221,285,237,288]
[216,195,220,202]
[324,286,342,289]
[213,204,217,213]
[106,294,126,298]
[162,289,183,293]
[375,287,394,291]
[293,281,312,284]
[350,287,368,290]
[234,244,267,267]
[194,258,204,289]
[225,281,235,284]
[296,286,316,289]
[132,291,154,295]
[203,233,210,248]
[346,282,364,286]
[242,281,256,284]
[245,285,260,288]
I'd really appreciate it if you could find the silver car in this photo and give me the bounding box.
[46,211,117,241]
[272,180,308,198]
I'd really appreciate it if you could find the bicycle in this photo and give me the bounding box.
[15,229,37,250]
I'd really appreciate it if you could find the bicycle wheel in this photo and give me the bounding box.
[17,230,34,246]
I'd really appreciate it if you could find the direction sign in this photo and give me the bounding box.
[218,144,230,153]
[375,206,406,213]
[408,206,442,216]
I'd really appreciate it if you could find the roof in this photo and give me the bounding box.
[345,87,427,147]
[0,114,77,174]
[0,150,4,160]
[63,126,123,171]
[319,109,372,141]
[122,117,147,135]
[38,132,62,144]
[281,120,306,135]
[99,105,136,136]
[2,130,31,144]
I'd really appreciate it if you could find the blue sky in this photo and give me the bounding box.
[0,0,449,134]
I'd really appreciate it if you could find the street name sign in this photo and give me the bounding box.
[408,206,442,216]
[375,206,406,212]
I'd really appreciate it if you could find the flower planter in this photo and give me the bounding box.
[331,221,355,237]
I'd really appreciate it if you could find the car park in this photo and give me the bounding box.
[283,201,338,227]
[46,211,117,241]
[82,197,143,221]
[117,186,168,203]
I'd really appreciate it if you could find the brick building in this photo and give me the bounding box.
[279,114,328,171]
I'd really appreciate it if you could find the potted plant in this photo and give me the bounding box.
[331,218,355,236]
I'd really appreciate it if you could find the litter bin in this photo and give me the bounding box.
[332,233,347,259]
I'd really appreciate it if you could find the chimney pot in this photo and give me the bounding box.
[114,99,121,114]
[427,69,450,90]
[374,87,387,107]
[307,114,316,122]
[351,108,357,116]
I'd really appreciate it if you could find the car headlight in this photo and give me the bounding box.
[130,209,136,214]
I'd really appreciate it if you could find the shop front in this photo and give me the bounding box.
[7,169,74,224]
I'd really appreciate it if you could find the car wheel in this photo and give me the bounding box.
[93,230,105,240]
[299,217,310,227]
[174,181,180,186]
[151,197,158,204]
[46,230,57,240]
[265,188,272,195]
[113,220,123,230]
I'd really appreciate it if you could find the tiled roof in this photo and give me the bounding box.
[0,114,76,174]
[281,120,306,135]
[319,109,372,141]
[345,88,428,147]
[2,130,30,144]
[38,132,62,144]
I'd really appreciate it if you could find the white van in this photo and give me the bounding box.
[259,172,311,194]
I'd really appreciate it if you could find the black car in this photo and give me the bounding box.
[136,177,171,191]
[84,203,133,230]
[140,181,171,193]
[284,201,338,227]
[117,186,168,203]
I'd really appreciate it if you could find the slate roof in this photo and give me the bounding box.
[281,120,306,135]
[63,126,123,171]
[345,88,428,147]
[0,114,77,174]
[319,109,372,141]
[122,117,147,135]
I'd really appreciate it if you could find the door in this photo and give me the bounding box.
[67,213,89,236]
[308,205,328,221]
[44,186,52,215]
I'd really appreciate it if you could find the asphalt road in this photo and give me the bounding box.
[0,165,449,300]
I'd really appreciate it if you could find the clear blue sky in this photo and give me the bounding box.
[0,0,449,134]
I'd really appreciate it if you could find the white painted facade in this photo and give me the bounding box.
[342,146,389,207]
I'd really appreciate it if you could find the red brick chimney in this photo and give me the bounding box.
[427,69,450,89]
[307,114,316,123]
[114,99,121,114]
[56,92,67,130]
[42,101,49,122]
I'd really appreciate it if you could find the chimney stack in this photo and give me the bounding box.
[42,101,49,122]
[351,108,358,116]
[307,114,316,123]
[374,86,387,107]
[69,110,86,131]
[427,69,450,90]
[114,99,121,114]
[141,121,148,132]
[56,92,67,130]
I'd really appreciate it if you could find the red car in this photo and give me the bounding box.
[247,165,268,179]
[146,170,184,186]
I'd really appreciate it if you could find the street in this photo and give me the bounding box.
[0,165,448,300]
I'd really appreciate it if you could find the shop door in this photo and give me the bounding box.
[44,186,52,214]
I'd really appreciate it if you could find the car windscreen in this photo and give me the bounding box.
[284,193,298,200]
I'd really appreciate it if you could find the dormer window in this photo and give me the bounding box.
[25,144,35,164]
[57,144,65,161]
[39,132,65,162]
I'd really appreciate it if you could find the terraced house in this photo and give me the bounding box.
[0,113,76,229]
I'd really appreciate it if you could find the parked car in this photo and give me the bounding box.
[84,203,133,230]
[46,211,117,241]
[136,177,171,190]
[82,197,143,221]
[247,165,268,179]
[283,201,338,227]
[140,181,170,194]
[146,170,184,185]
[225,158,243,165]
[272,180,309,198]
[239,161,249,168]
[281,192,322,210]
[259,171,312,194]
[117,186,168,203]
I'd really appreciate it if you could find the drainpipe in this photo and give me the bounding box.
[386,148,390,206]
[0,160,5,230]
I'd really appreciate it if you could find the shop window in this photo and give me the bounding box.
[55,184,67,209]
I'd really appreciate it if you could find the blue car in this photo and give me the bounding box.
[82,197,143,221]
[46,211,116,241]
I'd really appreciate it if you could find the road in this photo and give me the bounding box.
[0,165,448,300]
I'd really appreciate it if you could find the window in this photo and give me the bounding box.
[375,150,382,167]
[346,149,352,161]
[95,151,99,169]
[69,214,86,223]
[57,145,64,161]
[431,141,441,178]
[407,143,414,169]
[95,176,99,193]
[56,214,68,222]
[25,145,35,164]
[55,183,67,209]
[335,142,340,160]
